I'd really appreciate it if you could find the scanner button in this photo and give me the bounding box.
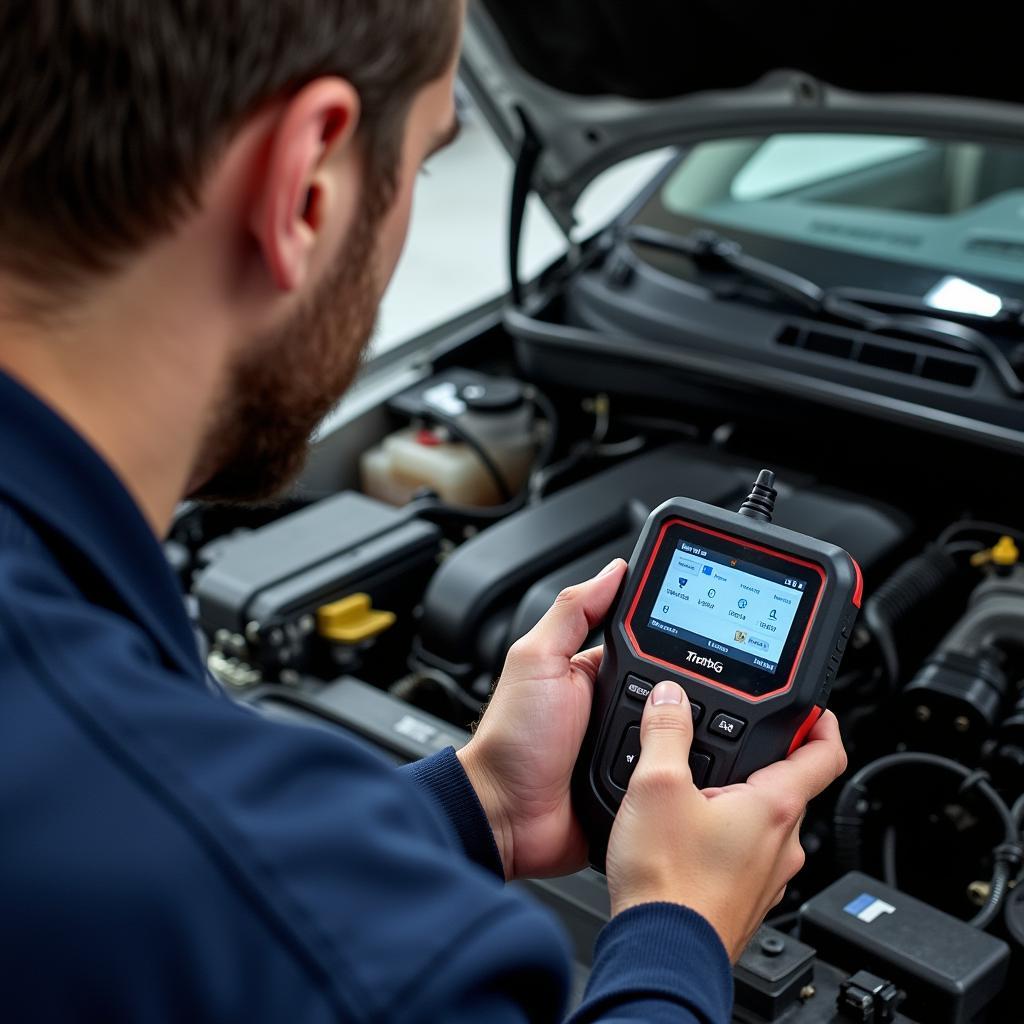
[710,713,746,741]
[689,752,712,788]
[611,726,642,789]
[625,677,703,725]
[624,675,653,702]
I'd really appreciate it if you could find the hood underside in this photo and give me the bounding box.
[462,1,1024,230]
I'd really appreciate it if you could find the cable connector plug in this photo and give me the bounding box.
[738,469,778,523]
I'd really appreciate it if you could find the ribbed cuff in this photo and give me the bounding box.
[402,747,505,879]
[578,903,733,1023]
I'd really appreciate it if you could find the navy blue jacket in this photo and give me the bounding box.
[0,369,733,1023]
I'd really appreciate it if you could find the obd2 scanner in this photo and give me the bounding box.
[572,471,863,871]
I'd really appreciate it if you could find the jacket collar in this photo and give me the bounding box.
[0,369,203,678]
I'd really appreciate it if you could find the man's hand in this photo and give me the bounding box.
[606,681,847,961]
[457,559,627,881]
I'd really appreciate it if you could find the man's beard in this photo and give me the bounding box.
[190,201,382,504]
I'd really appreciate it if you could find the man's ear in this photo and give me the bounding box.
[250,77,361,292]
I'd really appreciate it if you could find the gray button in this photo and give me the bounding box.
[624,675,653,701]
[710,712,747,741]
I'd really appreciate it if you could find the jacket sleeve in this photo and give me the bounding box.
[2,533,729,1024]
[413,900,734,1024]
[401,751,734,1024]
[401,746,505,878]
[568,904,734,1023]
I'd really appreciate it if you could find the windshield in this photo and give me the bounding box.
[639,134,1024,291]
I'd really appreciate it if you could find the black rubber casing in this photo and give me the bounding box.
[572,495,862,872]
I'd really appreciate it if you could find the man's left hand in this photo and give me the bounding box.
[457,559,627,880]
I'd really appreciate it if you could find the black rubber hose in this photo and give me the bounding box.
[862,545,959,688]
[412,668,485,717]
[414,387,561,524]
[530,394,617,501]
[938,520,1024,547]
[834,752,1020,929]
[1013,793,1024,884]
[971,863,1011,931]
[882,826,899,889]
[422,408,514,504]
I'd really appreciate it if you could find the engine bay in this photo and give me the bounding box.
[170,344,1023,1023]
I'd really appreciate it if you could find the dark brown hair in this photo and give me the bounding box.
[0,1,460,295]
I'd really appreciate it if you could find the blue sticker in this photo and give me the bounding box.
[844,893,874,916]
[844,892,896,923]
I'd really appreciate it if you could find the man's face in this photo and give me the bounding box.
[192,55,461,504]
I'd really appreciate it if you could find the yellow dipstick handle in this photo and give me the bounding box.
[970,535,1020,568]
[317,594,396,645]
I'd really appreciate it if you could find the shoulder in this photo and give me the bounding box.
[0,504,570,1023]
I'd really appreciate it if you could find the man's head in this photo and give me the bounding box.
[0,1,464,505]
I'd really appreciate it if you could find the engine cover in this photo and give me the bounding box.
[415,443,908,686]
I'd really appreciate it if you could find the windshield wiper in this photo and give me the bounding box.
[824,284,1024,333]
[622,226,1024,398]
[626,225,827,313]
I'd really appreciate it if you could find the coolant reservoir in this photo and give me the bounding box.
[361,377,537,507]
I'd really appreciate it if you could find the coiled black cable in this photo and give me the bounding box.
[938,520,1024,548]
[420,408,514,504]
[412,386,561,527]
[978,861,1014,932]
[834,753,1021,929]
[1013,793,1024,884]
[862,545,959,689]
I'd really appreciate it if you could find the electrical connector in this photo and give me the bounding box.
[738,469,778,523]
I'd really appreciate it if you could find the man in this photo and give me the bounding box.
[0,3,846,1022]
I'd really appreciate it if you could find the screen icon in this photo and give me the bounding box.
[702,565,713,576]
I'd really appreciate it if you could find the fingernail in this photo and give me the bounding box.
[596,559,622,579]
[651,681,683,706]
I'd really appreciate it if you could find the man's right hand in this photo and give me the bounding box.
[605,681,847,961]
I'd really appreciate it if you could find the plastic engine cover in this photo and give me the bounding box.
[416,442,908,684]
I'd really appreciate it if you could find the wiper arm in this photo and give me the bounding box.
[839,306,1024,397]
[625,225,826,313]
[827,285,1024,332]
[622,226,1024,398]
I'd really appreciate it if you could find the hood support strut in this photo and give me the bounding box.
[508,109,543,307]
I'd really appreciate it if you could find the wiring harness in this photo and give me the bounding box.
[834,753,1023,930]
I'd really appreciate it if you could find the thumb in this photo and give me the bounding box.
[511,558,626,664]
[637,681,696,778]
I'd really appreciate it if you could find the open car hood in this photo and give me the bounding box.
[462,1,1024,232]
